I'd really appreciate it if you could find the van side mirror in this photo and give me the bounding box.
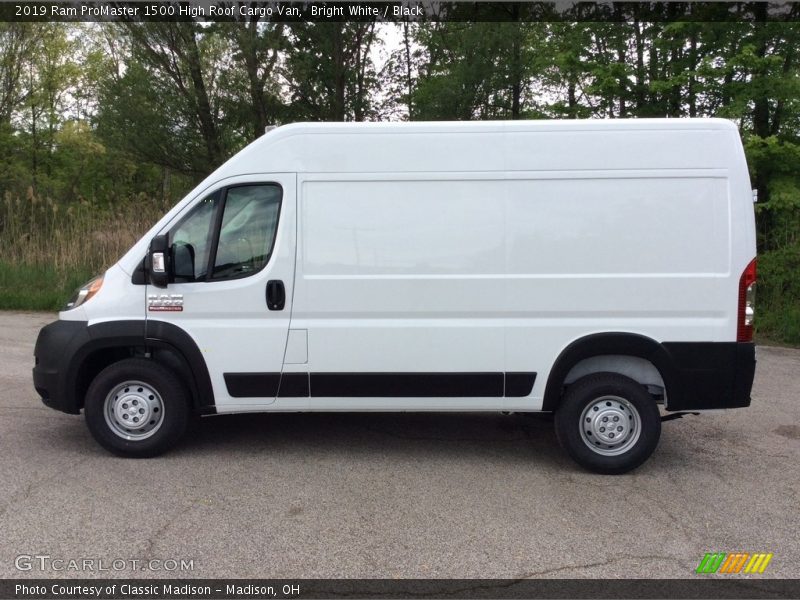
[172,242,196,282]
[146,234,170,288]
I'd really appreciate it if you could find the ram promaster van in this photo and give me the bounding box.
[33,119,757,474]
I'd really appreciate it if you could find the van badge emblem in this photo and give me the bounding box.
[148,294,184,312]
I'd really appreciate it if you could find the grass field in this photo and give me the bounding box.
[0,262,94,311]
[0,191,166,311]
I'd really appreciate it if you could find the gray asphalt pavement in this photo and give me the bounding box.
[1,311,798,579]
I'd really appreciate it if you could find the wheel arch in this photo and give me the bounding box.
[68,320,215,415]
[542,332,679,412]
[146,320,215,413]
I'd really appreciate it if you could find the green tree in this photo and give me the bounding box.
[215,19,286,141]
[98,23,230,176]
[410,21,547,120]
[283,22,379,121]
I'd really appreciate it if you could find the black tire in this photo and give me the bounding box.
[84,358,189,457]
[554,372,661,475]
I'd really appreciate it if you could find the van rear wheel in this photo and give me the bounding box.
[554,373,661,474]
[84,358,189,457]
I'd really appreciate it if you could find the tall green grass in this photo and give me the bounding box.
[0,190,169,311]
[1,190,169,271]
[756,244,800,345]
[0,262,95,311]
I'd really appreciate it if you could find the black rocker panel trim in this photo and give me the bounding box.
[312,372,504,398]
[223,372,536,399]
[224,373,311,398]
[279,373,311,397]
[224,373,280,397]
[505,372,537,397]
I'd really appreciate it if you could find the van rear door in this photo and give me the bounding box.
[146,174,297,411]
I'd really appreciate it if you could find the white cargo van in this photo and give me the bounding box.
[33,119,757,474]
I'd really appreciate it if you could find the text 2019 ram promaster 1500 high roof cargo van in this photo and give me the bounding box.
[33,119,757,474]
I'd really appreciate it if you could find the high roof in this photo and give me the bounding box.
[213,117,739,177]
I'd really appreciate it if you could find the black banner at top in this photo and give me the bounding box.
[3,1,800,23]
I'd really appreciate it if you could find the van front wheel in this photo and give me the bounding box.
[84,358,189,457]
[554,373,661,474]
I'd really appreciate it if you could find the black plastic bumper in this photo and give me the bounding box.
[33,318,213,416]
[32,320,91,414]
[662,342,756,411]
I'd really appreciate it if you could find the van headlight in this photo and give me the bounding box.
[64,276,104,311]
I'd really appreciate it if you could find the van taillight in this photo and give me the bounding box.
[737,258,757,342]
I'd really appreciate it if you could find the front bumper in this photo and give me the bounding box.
[33,320,90,414]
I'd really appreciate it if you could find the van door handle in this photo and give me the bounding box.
[266,280,285,311]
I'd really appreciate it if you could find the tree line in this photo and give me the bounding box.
[1,16,799,225]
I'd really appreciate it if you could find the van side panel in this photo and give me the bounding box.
[502,129,753,411]
[303,179,505,277]
[506,175,729,274]
[504,171,737,410]
[291,175,507,409]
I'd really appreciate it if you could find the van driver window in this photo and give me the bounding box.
[171,195,218,282]
[212,185,282,280]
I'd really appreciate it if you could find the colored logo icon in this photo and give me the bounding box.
[696,552,773,574]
